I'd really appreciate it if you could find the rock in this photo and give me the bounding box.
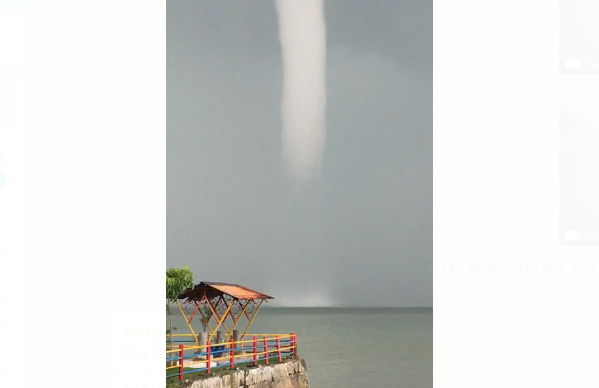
[182,359,310,388]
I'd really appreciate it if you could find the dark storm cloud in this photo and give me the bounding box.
[167,0,432,307]
[325,0,432,75]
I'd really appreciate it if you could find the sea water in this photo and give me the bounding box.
[169,308,432,388]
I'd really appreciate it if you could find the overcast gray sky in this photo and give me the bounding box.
[167,0,432,307]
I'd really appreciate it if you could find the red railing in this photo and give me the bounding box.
[166,333,298,381]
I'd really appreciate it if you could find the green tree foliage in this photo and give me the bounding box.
[166,266,194,366]
[166,266,194,302]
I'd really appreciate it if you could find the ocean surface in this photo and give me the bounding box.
[169,308,432,388]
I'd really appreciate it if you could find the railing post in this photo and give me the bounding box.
[290,333,295,357]
[216,331,225,359]
[263,337,269,365]
[179,344,184,381]
[253,337,258,366]
[294,332,298,357]
[233,330,243,355]
[276,337,282,362]
[230,338,235,369]
[207,340,211,374]
[197,332,208,360]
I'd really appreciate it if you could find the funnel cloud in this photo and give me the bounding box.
[276,0,327,185]
[167,0,432,307]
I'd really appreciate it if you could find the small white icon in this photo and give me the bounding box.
[565,230,581,240]
[565,59,580,70]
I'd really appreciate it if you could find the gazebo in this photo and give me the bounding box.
[175,281,274,345]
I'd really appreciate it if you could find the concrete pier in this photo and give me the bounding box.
[194,333,209,361]
[181,358,310,388]
[233,330,244,355]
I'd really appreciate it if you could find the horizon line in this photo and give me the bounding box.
[261,305,432,309]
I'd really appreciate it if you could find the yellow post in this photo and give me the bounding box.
[208,300,234,342]
[197,300,214,335]
[226,300,251,339]
[215,297,232,334]
[207,297,232,337]
[202,299,219,341]
[241,300,264,339]
[176,300,199,346]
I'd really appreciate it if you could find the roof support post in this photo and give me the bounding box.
[226,299,251,340]
[208,300,233,343]
[176,300,199,346]
[241,299,264,339]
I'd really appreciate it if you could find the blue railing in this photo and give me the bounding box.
[166,333,298,380]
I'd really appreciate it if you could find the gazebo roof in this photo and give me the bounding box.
[178,281,274,301]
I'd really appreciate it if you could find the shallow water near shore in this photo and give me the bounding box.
[170,307,432,388]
